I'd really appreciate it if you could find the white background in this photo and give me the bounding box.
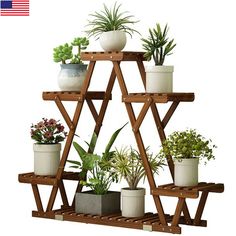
[0,0,235,235]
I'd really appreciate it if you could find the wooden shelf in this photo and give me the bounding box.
[81,51,146,62]
[32,209,181,234]
[43,91,111,101]
[123,93,195,103]
[152,182,224,199]
[18,172,81,186]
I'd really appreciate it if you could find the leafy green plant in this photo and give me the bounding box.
[86,2,139,38]
[111,147,165,190]
[141,23,176,65]
[53,37,89,64]
[158,129,216,163]
[67,123,127,194]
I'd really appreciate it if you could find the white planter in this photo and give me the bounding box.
[33,143,61,176]
[121,188,145,217]
[145,66,174,93]
[99,31,127,52]
[58,64,87,91]
[174,158,199,186]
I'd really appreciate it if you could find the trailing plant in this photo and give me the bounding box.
[158,129,216,164]
[86,2,139,38]
[141,23,176,65]
[111,147,165,190]
[53,37,89,64]
[31,118,67,144]
[67,123,127,194]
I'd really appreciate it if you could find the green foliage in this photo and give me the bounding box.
[141,23,176,65]
[112,147,165,190]
[158,129,217,164]
[67,123,127,194]
[86,2,139,38]
[53,37,89,64]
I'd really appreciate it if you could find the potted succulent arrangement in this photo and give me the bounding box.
[141,23,176,93]
[86,2,139,51]
[158,129,216,187]
[68,124,127,215]
[112,147,164,217]
[31,118,67,176]
[53,37,89,91]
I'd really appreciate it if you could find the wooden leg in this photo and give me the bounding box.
[153,196,167,225]
[58,180,69,208]
[194,191,209,225]
[32,184,44,212]
[182,201,192,224]
[172,198,185,227]
[46,186,58,212]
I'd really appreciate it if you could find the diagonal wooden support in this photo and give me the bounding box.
[31,184,44,212]
[172,198,185,227]
[193,191,209,226]
[58,180,69,208]
[86,99,98,122]
[132,98,152,133]
[55,95,74,130]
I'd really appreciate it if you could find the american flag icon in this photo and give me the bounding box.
[0,0,29,16]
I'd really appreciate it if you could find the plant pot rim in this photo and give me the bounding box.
[60,64,88,69]
[145,65,174,73]
[78,190,120,196]
[33,143,61,152]
[174,158,199,165]
[121,187,145,196]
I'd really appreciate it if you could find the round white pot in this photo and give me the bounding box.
[99,30,127,52]
[33,143,61,176]
[174,158,199,186]
[145,66,174,93]
[58,64,87,91]
[121,188,145,217]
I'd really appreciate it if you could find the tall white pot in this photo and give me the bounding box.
[174,158,199,186]
[33,143,61,176]
[121,188,145,217]
[99,30,127,52]
[145,65,174,93]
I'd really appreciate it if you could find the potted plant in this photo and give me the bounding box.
[68,124,127,215]
[86,2,139,51]
[31,118,67,176]
[53,37,89,91]
[158,129,216,187]
[112,147,164,217]
[141,23,176,93]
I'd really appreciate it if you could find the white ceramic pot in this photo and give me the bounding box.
[57,64,87,91]
[121,188,145,217]
[145,65,174,93]
[33,143,61,176]
[99,30,127,52]
[174,158,199,186]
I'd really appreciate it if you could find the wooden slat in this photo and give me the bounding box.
[43,91,111,101]
[152,187,199,199]
[81,51,145,62]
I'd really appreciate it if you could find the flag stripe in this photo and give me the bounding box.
[0,0,29,16]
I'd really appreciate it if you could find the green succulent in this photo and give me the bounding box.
[53,37,89,64]
[142,23,176,65]
[158,129,217,164]
[53,43,73,64]
[86,2,139,39]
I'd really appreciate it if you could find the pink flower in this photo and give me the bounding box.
[57,124,64,132]
[48,118,57,127]
[44,131,53,139]
[36,121,45,130]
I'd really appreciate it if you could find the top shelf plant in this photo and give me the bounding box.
[86,2,139,51]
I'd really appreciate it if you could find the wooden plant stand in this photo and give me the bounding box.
[18,52,224,234]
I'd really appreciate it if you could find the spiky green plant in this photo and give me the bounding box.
[141,23,176,65]
[53,37,89,64]
[86,2,139,38]
[112,147,165,190]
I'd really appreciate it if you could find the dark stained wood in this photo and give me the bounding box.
[31,184,44,212]
[171,198,185,226]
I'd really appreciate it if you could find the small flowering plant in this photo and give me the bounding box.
[31,118,67,144]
